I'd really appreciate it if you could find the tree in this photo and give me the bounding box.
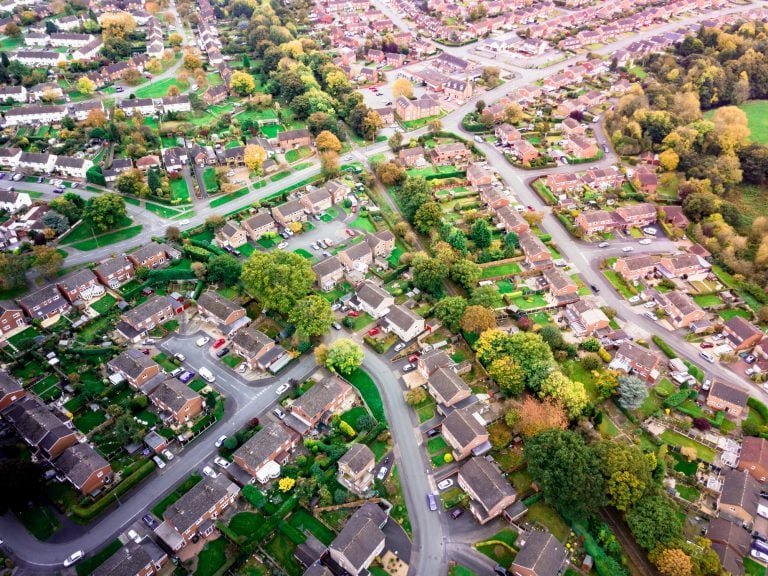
[470,219,491,249]
[166,226,181,242]
[244,144,267,173]
[392,78,413,99]
[100,11,136,39]
[0,459,43,513]
[0,252,31,289]
[147,168,162,193]
[594,369,621,400]
[470,285,500,309]
[31,245,63,277]
[241,251,315,316]
[508,397,567,437]
[324,339,364,376]
[182,51,202,71]
[659,149,679,172]
[168,32,183,47]
[320,150,340,179]
[230,70,256,96]
[316,130,341,152]
[76,75,96,95]
[503,104,523,125]
[83,193,126,232]
[376,161,407,186]
[459,305,496,335]
[652,548,693,576]
[406,387,427,406]
[482,66,501,86]
[42,210,69,235]
[289,295,333,339]
[205,215,225,231]
[428,118,443,134]
[525,429,604,518]
[712,106,750,152]
[539,371,589,419]
[278,477,295,492]
[361,110,384,141]
[627,495,683,550]
[617,375,648,410]
[388,131,403,152]
[488,357,525,396]
[191,262,206,279]
[594,441,654,512]
[207,254,242,286]
[449,259,481,291]
[414,202,442,234]
[3,22,20,39]
[412,255,448,295]
[397,176,432,221]
[434,296,467,332]
[115,169,149,197]
[475,330,554,390]
[447,229,467,255]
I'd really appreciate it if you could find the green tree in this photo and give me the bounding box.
[447,229,467,256]
[49,193,84,223]
[414,201,442,234]
[397,176,432,222]
[617,375,648,410]
[470,285,500,308]
[412,255,448,295]
[324,339,364,376]
[594,441,654,512]
[241,251,316,315]
[504,232,519,249]
[147,169,162,193]
[539,325,565,351]
[42,210,69,235]
[539,371,588,419]
[475,329,554,391]
[433,296,467,332]
[449,259,481,290]
[627,495,683,550]
[31,245,63,277]
[83,193,127,232]
[230,70,256,96]
[0,252,31,288]
[470,219,491,249]
[488,357,525,396]
[206,254,242,286]
[459,305,496,334]
[289,295,333,339]
[86,165,106,186]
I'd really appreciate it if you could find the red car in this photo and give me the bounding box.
[368,327,380,336]
[347,310,360,317]
[212,338,226,349]
[700,342,714,349]
[345,229,354,236]
[408,354,419,363]
[527,205,535,211]
[140,348,151,355]
[351,206,358,213]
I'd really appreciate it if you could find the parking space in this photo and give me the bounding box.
[279,214,351,256]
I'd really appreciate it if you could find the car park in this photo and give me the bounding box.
[215,435,228,448]
[196,336,210,347]
[272,408,286,420]
[162,449,174,461]
[437,478,454,490]
[276,383,290,395]
[212,338,226,349]
[214,456,230,468]
[202,466,217,478]
[63,551,84,567]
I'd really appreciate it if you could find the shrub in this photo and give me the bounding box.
[651,335,677,359]
[692,417,711,430]
[597,348,612,362]
[748,397,768,422]
[663,390,689,408]
[581,354,601,371]
[582,337,601,352]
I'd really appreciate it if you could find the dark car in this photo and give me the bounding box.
[427,427,440,438]
[142,514,158,529]
[216,347,230,358]
[494,566,509,576]
[450,508,464,519]
[590,284,600,293]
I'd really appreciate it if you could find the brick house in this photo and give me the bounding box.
[706,381,748,417]
[614,254,658,282]
[162,475,239,544]
[615,203,657,228]
[560,116,585,136]
[127,242,181,270]
[511,140,539,164]
[418,349,454,378]
[214,220,247,249]
[337,443,375,496]
[55,268,104,304]
[609,341,660,382]
[241,212,276,240]
[564,299,609,336]
[495,205,530,235]
[383,304,425,342]
[339,242,375,273]
[202,85,228,106]
[398,147,426,167]
[511,530,569,576]
[312,256,345,291]
[230,325,278,370]
[0,369,25,411]
[717,469,760,526]
[55,443,112,495]
[366,230,395,259]
[467,162,494,188]
[91,540,168,576]
[738,436,768,482]
[442,407,489,461]
[706,518,751,576]
[276,129,312,152]
[658,253,706,278]
[94,256,135,289]
[429,143,471,166]
[542,267,578,300]
[427,366,471,408]
[495,123,521,144]
[18,284,72,322]
[301,187,332,214]
[722,316,763,352]
[196,291,248,334]
[443,78,472,102]
[478,185,508,210]
[0,301,26,340]
[108,350,162,390]
[2,395,77,459]
[653,290,705,329]
[575,210,622,235]
[287,376,355,431]
[149,377,203,423]
[233,422,298,482]
[457,457,517,524]
[116,296,179,343]
[271,199,307,228]
[566,135,598,159]
[329,503,387,576]
[519,232,553,269]
[395,94,440,121]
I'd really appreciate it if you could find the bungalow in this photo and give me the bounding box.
[312,256,345,291]
[271,199,307,228]
[241,212,276,241]
[18,284,72,322]
[352,281,394,318]
[653,290,705,329]
[162,475,239,545]
[337,443,375,497]
[383,304,425,342]
[519,232,552,270]
[149,377,203,423]
[0,369,25,411]
[230,325,278,371]
[722,316,763,352]
[135,155,161,171]
[2,395,77,459]
[233,422,298,482]
[329,503,387,576]
[0,302,25,342]
[55,268,104,304]
[55,443,112,496]
[495,205,530,235]
[0,190,31,214]
[442,407,489,461]
[276,129,312,152]
[609,341,661,382]
[495,123,521,144]
[196,291,248,334]
[94,255,134,289]
[615,203,657,228]
[467,162,494,188]
[127,242,181,270]
[287,376,355,431]
[398,146,426,167]
[565,299,610,336]
[427,366,471,408]
[429,142,471,166]
[395,94,440,121]
[614,254,658,282]
[457,456,517,525]
[512,530,569,576]
[108,349,162,390]
[116,296,179,343]
[215,220,247,249]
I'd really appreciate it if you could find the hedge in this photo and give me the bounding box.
[652,335,677,359]
[193,279,204,300]
[425,170,466,181]
[522,492,543,506]
[147,268,196,281]
[189,238,225,256]
[242,485,266,508]
[71,459,155,522]
[749,397,768,422]
[278,519,307,544]
[183,244,214,262]
[663,390,689,408]
[682,360,705,382]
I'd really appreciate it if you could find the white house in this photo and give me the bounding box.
[11,50,65,67]
[353,281,394,319]
[0,190,31,214]
[159,95,191,114]
[147,40,164,57]
[73,39,103,61]
[0,147,22,168]
[120,98,156,116]
[55,15,82,30]
[18,152,56,173]
[0,86,27,103]
[383,304,425,342]
[24,33,49,47]
[29,83,64,102]
[49,33,93,48]
[3,105,67,127]
[68,100,105,122]
[54,156,93,179]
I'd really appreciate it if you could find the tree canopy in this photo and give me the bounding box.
[241,251,316,315]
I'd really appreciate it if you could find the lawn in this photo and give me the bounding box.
[69,225,144,251]
[74,410,107,434]
[288,508,336,545]
[719,308,752,321]
[16,505,60,540]
[671,452,698,476]
[449,566,478,576]
[476,540,516,567]
[426,436,449,455]
[480,262,522,279]
[347,311,375,331]
[32,374,61,401]
[194,538,227,576]
[222,354,243,369]
[229,511,263,542]
[709,100,768,145]
[511,294,548,310]
[676,484,700,502]
[76,539,122,576]
[270,171,291,182]
[134,78,184,99]
[90,294,116,315]
[209,187,249,208]
[340,406,369,429]
[693,293,723,308]
[659,430,716,462]
[62,216,132,245]
[202,167,219,192]
[745,556,767,576]
[603,270,636,298]
[8,326,40,350]
[525,501,570,541]
[264,534,302,576]
[285,147,313,163]
[347,368,386,423]
[350,216,376,233]
[169,179,190,202]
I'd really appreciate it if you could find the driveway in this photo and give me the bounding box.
[280,212,349,256]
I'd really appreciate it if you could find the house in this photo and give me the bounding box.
[609,341,661,382]
[662,205,689,230]
[301,188,332,214]
[230,325,277,371]
[706,381,748,418]
[94,256,135,289]
[427,366,471,408]
[103,159,134,183]
[565,299,610,336]
[56,269,104,304]
[366,230,395,259]
[352,281,394,318]
[233,422,298,482]
[202,85,228,106]
[478,185,508,210]
[717,469,760,526]
[395,94,440,121]
[162,475,239,544]
[457,456,517,524]
[496,123,521,144]
[339,242,375,273]
[614,254,658,282]
[276,129,312,152]
[383,305,424,342]
[116,296,179,343]
[0,189,31,214]
[160,95,191,114]
[0,147,21,168]
[519,232,552,270]
[312,257,344,291]
[511,140,539,164]
[467,162,494,188]
[0,369,25,410]
[287,377,355,431]
[566,135,598,159]
[337,444,375,496]
[49,32,93,47]
[73,38,103,61]
[136,155,161,171]
[149,378,203,423]
[722,316,763,352]
[215,220,247,249]
[68,100,105,122]
[29,82,64,102]
[55,443,112,495]
[0,301,25,341]
[120,98,156,117]
[707,518,751,576]
[495,205,530,235]
[108,350,162,390]
[91,540,168,576]
[653,290,705,329]
[18,284,72,322]
[575,210,621,235]
[0,86,26,104]
[18,151,56,173]
[511,530,569,576]
[429,143,471,166]
[328,503,387,576]
[738,436,768,482]
[635,170,658,194]
[542,268,578,300]
[418,349,454,378]
[127,242,181,270]
[161,148,186,173]
[560,117,584,136]
[615,203,657,228]
[658,253,706,278]
[271,199,307,228]
[398,147,426,167]
[10,50,64,68]
[196,292,248,334]
[241,212,276,241]
[1,395,77,459]
[442,407,489,461]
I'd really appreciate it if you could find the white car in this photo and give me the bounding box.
[214,456,231,469]
[215,435,227,448]
[196,336,210,347]
[344,155,353,161]
[628,295,641,304]
[377,466,387,481]
[152,455,166,469]
[199,367,215,383]
[277,241,289,249]
[276,383,290,395]
[127,529,142,544]
[638,238,652,245]
[437,478,454,490]
[63,551,84,567]
[237,363,247,373]
[202,466,217,478]
[598,242,609,248]
[162,449,174,461]
[622,246,634,253]
[394,343,406,352]
[272,408,286,420]
[173,353,186,362]
[643,227,658,235]
[179,219,190,226]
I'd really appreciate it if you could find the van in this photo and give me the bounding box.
[199,367,216,383]
[699,351,716,364]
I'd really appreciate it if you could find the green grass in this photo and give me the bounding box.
[90,294,116,315]
[146,202,180,218]
[426,436,449,455]
[480,262,522,279]
[693,293,723,308]
[449,566,478,576]
[346,311,375,331]
[209,187,249,208]
[222,354,243,368]
[16,505,60,540]
[511,294,548,310]
[706,100,768,145]
[69,225,144,251]
[134,78,184,99]
[659,430,716,462]
[603,270,636,298]
[32,374,61,401]
[719,308,752,321]
[350,216,376,233]
[194,538,227,576]
[671,452,698,476]
[288,508,335,545]
[8,326,39,350]
[264,534,302,576]
[475,541,516,567]
[285,147,312,163]
[62,216,132,245]
[74,410,107,434]
[525,501,569,541]
[347,368,386,423]
[340,406,369,429]
[202,167,219,192]
[229,512,263,540]
[677,484,700,502]
[76,539,122,576]
[169,179,191,202]
[745,556,767,576]
[294,248,313,259]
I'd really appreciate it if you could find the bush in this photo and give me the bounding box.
[663,390,689,408]
[71,459,154,522]
[748,397,768,422]
[581,337,601,352]
[651,335,677,359]
[597,348,612,363]
[183,245,213,262]
[581,354,601,371]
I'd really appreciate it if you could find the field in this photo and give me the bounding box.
[69,226,144,251]
[705,100,768,144]
[134,78,185,99]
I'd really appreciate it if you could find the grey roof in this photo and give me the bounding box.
[94,255,133,278]
[2,395,71,453]
[197,291,244,323]
[129,241,175,264]
[277,128,310,142]
[121,98,153,109]
[164,475,238,535]
[385,304,422,332]
[442,407,486,449]
[513,530,568,576]
[234,422,293,474]
[458,456,516,514]
[420,349,453,375]
[338,443,374,475]
[274,198,305,217]
[719,469,760,517]
[519,232,549,257]
[305,187,331,205]
[55,443,110,490]
[91,540,165,576]
[56,268,97,292]
[542,268,576,291]
[18,284,68,315]
[355,281,390,309]
[108,349,159,380]
[329,503,386,572]
[312,256,343,278]
[724,315,762,342]
[709,381,748,408]
[243,211,274,230]
[707,517,751,556]
[19,152,52,164]
[615,341,660,371]
[149,378,200,414]
[303,565,333,576]
[341,241,373,264]
[618,254,657,271]
[231,325,273,359]
[219,220,242,237]
[0,369,22,398]
[291,378,350,422]
[429,366,470,405]
[123,296,176,328]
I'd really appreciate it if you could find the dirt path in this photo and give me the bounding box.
[599,508,658,576]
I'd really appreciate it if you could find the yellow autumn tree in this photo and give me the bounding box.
[659,149,679,172]
[244,145,267,173]
[278,477,295,492]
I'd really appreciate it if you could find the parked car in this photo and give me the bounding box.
[702,379,712,391]
[173,353,186,362]
[402,363,416,372]
[142,514,158,529]
[347,310,360,317]
[276,382,290,395]
[127,529,141,544]
[272,408,286,420]
[162,449,174,461]
[178,371,195,383]
[622,246,634,253]
[237,363,247,373]
[332,322,341,330]
[638,239,652,245]
[700,342,714,349]
[196,336,210,347]
[152,455,166,469]
[598,242,609,248]
[643,227,658,235]
[377,466,387,481]
[437,478,454,490]
[427,493,438,511]
[214,456,230,469]
[202,466,217,478]
[212,338,226,349]
[63,551,84,567]
[368,327,380,337]
[215,435,227,448]
[199,367,215,383]
[394,343,406,352]
[170,367,183,377]
[746,355,757,364]
[215,347,230,358]
[427,427,440,438]
[450,508,464,519]
[408,354,419,363]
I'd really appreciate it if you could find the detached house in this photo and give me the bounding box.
[117,296,179,343]
[366,230,395,260]
[94,256,135,289]
[287,376,355,433]
[271,199,307,228]
[653,290,704,329]
[496,123,521,144]
[276,129,311,152]
[458,456,517,524]
[196,292,248,335]
[162,475,239,545]
[352,281,394,318]
[108,350,162,390]
[55,269,104,304]
[301,187,332,214]
[234,421,298,483]
[383,304,425,342]
[707,518,751,576]
[442,407,490,461]
[149,378,203,423]
[337,443,375,496]
[329,503,387,576]
[609,341,660,382]
[215,220,247,249]
[127,242,181,270]
[312,256,344,291]
[241,212,276,241]
[511,530,569,576]
[565,300,610,336]
[658,253,706,278]
[722,316,763,352]
[427,366,471,409]
[230,325,279,371]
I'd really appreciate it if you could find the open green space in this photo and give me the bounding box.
[659,430,715,462]
[210,187,249,208]
[719,308,752,321]
[202,168,219,192]
[68,225,144,251]
[449,566,478,576]
[134,78,184,99]
[525,501,570,541]
[169,179,190,202]
[16,505,60,540]
[347,368,385,423]
[706,100,768,145]
[350,216,376,233]
[62,216,132,245]
[677,484,700,502]
[480,262,521,279]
